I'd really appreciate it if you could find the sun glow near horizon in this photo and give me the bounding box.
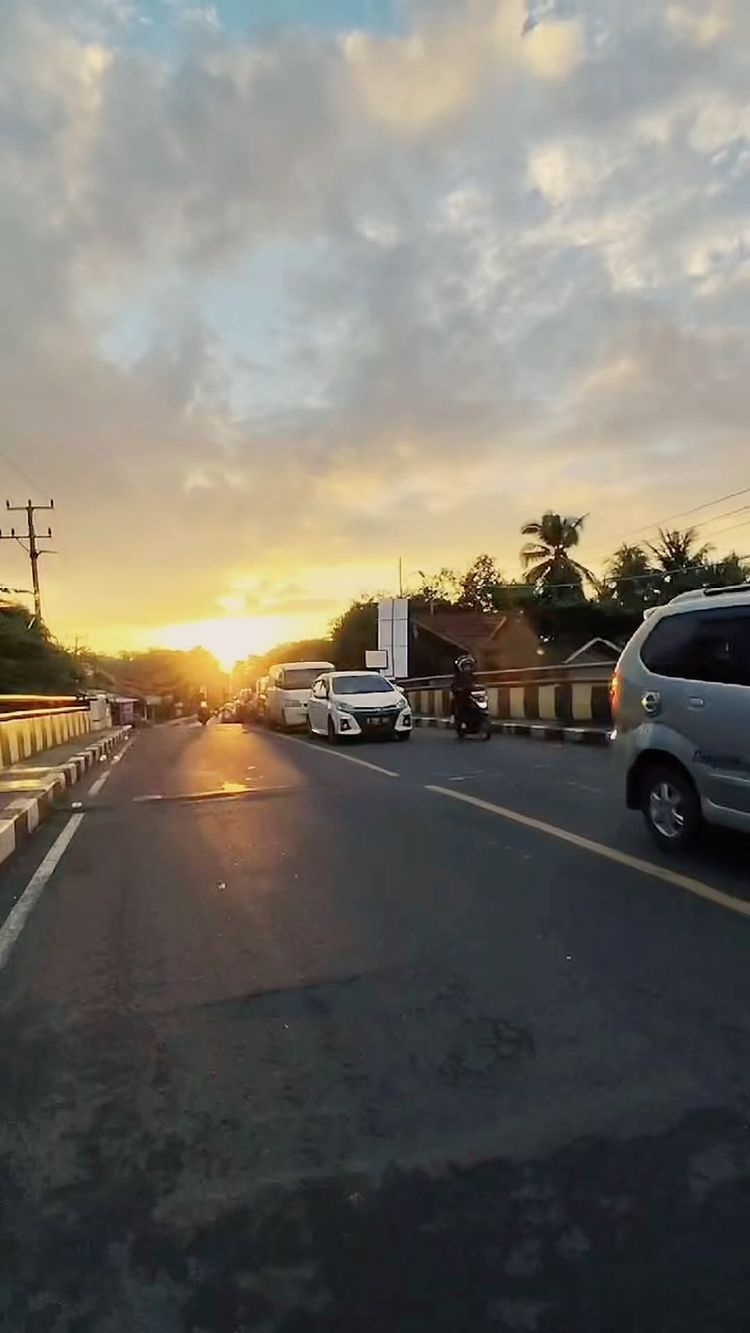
[153,613,330,670]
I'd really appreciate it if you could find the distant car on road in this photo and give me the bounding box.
[264,661,335,731]
[612,584,750,851]
[306,671,412,743]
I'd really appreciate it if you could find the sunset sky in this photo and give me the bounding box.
[1,0,748,668]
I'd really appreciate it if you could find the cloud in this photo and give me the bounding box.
[0,0,749,647]
[520,17,583,79]
[666,2,731,49]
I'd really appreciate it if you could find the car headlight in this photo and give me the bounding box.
[336,702,356,715]
[398,697,411,711]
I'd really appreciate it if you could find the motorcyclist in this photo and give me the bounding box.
[450,655,477,730]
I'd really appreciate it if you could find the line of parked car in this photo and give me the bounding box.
[220,660,413,744]
[216,582,750,856]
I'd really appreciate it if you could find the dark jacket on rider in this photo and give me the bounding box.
[451,667,476,718]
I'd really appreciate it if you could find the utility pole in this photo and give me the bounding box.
[0,499,55,623]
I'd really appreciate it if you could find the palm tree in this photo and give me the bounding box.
[603,542,658,610]
[646,526,712,596]
[646,526,712,574]
[705,550,750,587]
[520,512,596,598]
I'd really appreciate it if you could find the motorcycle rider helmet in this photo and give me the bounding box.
[455,654,476,672]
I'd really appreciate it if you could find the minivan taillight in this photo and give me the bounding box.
[610,671,621,717]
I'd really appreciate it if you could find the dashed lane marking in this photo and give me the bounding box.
[426,784,750,920]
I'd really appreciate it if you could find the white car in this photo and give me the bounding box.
[265,660,335,730]
[306,671,412,743]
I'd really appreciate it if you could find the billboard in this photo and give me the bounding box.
[377,599,409,678]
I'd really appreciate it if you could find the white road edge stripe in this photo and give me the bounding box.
[276,732,399,779]
[427,784,750,920]
[88,769,112,798]
[0,814,85,973]
[111,737,134,765]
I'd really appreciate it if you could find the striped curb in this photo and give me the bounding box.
[0,728,130,871]
[412,716,611,746]
[403,679,613,729]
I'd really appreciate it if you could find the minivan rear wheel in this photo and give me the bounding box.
[641,763,700,853]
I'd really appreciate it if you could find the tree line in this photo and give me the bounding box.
[237,512,750,680]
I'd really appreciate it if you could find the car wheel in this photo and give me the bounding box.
[327,717,339,746]
[641,763,700,853]
[307,714,316,737]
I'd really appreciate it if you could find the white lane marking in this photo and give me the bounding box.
[565,781,602,796]
[426,785,750,920]
[0,815,85,973]
[133,794,164,803]
[111,737,134,766]
[88,769,112,798]
[277,733,398,779]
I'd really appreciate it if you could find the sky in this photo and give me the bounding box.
[1,0,749,667]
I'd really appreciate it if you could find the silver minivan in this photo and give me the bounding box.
[612,585,750,851]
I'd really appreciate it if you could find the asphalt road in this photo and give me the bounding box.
[1,721,750,1332]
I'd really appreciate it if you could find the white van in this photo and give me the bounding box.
[265,661,335,731]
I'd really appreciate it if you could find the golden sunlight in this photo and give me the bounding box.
[154,614,326,670]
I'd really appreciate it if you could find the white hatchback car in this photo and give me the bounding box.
[306,671,412,743]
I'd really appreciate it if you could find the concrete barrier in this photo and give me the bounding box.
[0,707,90,770]
[0,726,129,871]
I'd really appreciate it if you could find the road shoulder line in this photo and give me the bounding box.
[274,732,399,778]
[0,814,85,973]
[426,784,750,919]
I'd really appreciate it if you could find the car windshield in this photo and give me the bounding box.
[281,668,328,690]
[333,675,395,696]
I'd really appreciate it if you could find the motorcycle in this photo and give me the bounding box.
[197,701,210,727]
[454,689,492,741]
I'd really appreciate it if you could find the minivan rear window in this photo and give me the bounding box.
[641,608,750,686]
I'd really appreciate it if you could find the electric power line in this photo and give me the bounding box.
[0,449,45,500]
[587,485,750,558]
[695,519,750,544]
[656,486,750,525]
[690,504,750,533]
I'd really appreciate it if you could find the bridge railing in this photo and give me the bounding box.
[0,696,92,769]
[399,661,614,729]
[0,694,87,716]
